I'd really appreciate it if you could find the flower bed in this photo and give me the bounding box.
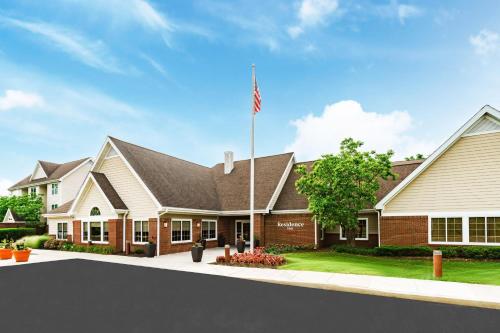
[216,247,286,267]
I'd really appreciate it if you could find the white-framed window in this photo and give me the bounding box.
[430,217,462,243]
[51,204,58,210]
[81,220,108,243]
[469,216,500,244]
[133,220,149,244]
[29,186,37,197]
[51,183,58,195]
[201,220,217,241]
[340,218,369,240]
[171,219,192,243]
[57,222,67,240]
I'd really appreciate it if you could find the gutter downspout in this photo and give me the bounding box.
[314,216,318,249]
[157,209,169,257]
[377,210,381,247]
[122,211,129,252]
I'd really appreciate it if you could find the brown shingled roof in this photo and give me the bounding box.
[109,137,294,211]
[273,159,424,211]
[46,200,74,214]
[9,157,91,190]
[91,172,128,210]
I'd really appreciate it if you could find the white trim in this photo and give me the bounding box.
[339,218,369,240]
[376,105,500,211]
[235,219,250,245]
[462,129,500,137]
[201,219,217,241]
[270,209,310,215]
[132,220,149,245]
[30,161,48,182]
[59,158,93,181]
[161,206,268,216]
[170,218,192,244]
[43,213,71,218]
[56,222,68,240]
[265,153,295,211]
[80,220,110,244]
[92,137,162,209]
[428,213,500,246]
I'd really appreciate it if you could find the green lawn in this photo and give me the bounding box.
[280,252,500,285]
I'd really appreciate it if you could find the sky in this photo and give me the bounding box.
[0,0,499,194]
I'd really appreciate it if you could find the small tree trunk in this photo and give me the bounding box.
[345,228,356,247]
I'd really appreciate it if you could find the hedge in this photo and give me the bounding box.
[264,244,315,254]
[17,235,50,249]
[0,228,36,241]
[43,239,115,254]
[331,245,500,260]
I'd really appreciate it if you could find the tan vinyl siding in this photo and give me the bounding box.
[61,160,92,204]
[47,217,73,237]
[97,154,158,219]
[74,182,115,217]
[385,132,500,213]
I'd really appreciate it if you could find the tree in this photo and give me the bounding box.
[404,153,425,161]
[295,138,395,246]
[0,194,44,226]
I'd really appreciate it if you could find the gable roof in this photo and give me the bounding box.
[9,157,92,190]
[106,137,294,212]
[2,208,25,223]
[46,200,74,215]
[91,172,128,210]
[273,159,424,211]
[375,104,500,210]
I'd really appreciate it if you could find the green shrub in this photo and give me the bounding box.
[134,248,145,255]
[331,245,376,256]
[0,228,36,241]
[264,243,315,254]
[43,238,66,250]
[374,245,433,257]
[439,246,500,260]
[59,243,115,255]
[17,235,50,249]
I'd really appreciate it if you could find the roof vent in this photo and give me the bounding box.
[224,151,234,174]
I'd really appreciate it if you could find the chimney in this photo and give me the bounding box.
[224,151,234,174]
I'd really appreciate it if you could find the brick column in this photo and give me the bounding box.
[254,213,265,246]
[73,220,81,244]
[107,219,123,252]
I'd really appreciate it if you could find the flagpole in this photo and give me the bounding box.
[250,64,255,253]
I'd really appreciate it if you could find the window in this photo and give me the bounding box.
[51,183,58,195]
[469,217,486,243]
[81,221,108,243]
[431,217,462,243]
[57,222,67,240]
[29,187,37,197]
[171,219,191,243]
[487,217,500,243]
[134,221,149,244]
[90,207,101,216]
[51,204,58,210]
[340,218,368,240]
[201,220,217,240]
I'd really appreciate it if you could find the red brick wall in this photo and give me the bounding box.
[264,214,316,246]
[380,215,428,246]
[0,223,26,228]
[254,214,265,245]
[321,233,378,248]
[107,219,122,251]
[73,220,81,244]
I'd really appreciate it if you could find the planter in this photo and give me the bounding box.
[236,240,246,253]
[217,235,226,247]
[144,243,157,258]
[0,248,13,260]
[191,246,203,262]
[13,249,31,262]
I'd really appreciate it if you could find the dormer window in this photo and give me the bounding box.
[29,187,37,197]
[51,183,59,195]
[90,207,101,216]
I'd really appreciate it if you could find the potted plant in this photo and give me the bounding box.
[144,241,157,258]
[236,237,245,253]
[12,241,31,262]
[0,239,13,260]
[197,238,207,250]
[191,243,204,262]
[217,233,226,247]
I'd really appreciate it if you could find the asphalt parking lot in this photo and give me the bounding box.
[1,259,499,333]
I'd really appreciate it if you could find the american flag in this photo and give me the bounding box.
[253,80,261,114]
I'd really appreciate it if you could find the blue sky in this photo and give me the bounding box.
[0,0,499,194]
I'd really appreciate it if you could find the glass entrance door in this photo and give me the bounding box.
[235,220,250,245]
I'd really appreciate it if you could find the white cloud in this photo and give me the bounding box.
[0,90,44,111]
[470,29,499,56]
[0,179,13,196]
[286,100,435,161]
[0,16,122,73]
[397,4,422,24]
[288,0,339,38]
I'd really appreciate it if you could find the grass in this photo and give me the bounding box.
[280,251,500,286]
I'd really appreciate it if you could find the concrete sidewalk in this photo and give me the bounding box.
[1,248,500,309]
